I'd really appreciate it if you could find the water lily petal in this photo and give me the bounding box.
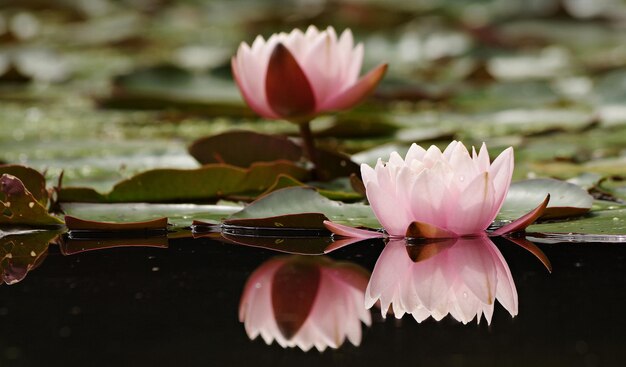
[265,43,317,118]
[321,63,387,111]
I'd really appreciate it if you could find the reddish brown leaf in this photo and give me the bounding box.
[65,215,168,231]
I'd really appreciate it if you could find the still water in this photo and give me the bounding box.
[1,230,624,366]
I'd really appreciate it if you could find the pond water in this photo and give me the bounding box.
[1,230,625,366]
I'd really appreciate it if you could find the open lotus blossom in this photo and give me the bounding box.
[366,237,518,324]
[361,141,514,237]
[239,256,371,352]
[324,141,550,240]
[231,26,387,120]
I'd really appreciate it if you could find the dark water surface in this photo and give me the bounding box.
[1,235,625,367]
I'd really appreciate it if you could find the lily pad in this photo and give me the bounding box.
[65,215,167,232]
[1,174,64,227]
[527,207,626,239]
[498,178,593,220]
[188,130,360,181]
[99,65,250,117]
[61,203,241,229]
[189,131,302,166]
[58,162,309,203]
[0,165,48,205]
[229,187,380,228]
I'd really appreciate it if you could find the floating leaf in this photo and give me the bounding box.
[499,178,593,220]
[229,187,380,228]
[62,203,240,229]
[188,131,359,181]
[189,131,302,166]
[65,215,167,231]
[0,165,48,205]
[527,207,626,238]
[99,65,249,117]
[0,174,64,227]
[58,162,309,203]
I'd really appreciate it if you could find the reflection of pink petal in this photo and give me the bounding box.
[366,237,518,325]
[323,237,370,254]
[323,220,383,239]
[491,194,550,236]
[239,256,371,352]
[321,64,388,111]
[265,43,316,118]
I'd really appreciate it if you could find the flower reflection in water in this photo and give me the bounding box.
[239,255,371,351]
[366,236,517,324]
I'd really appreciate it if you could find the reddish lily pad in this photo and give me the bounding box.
[1,174,64,227]
[65,215,168,231]
[58,161,309,203]
[0,165,48,205]
[188,130,359,181]
[189,131,302,166]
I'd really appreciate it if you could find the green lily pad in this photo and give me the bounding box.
[58,161,309,203]
[229,187,380,228]
[62,202,241,229]
[1,174,64,227]
[499,178,593,221]
[99,65,250,117]
[527,207,626,238]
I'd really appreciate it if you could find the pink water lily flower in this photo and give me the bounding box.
[361,141,514,237]
[366,237,518,324]
[231,26,387,120]
[239,256,371,352]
